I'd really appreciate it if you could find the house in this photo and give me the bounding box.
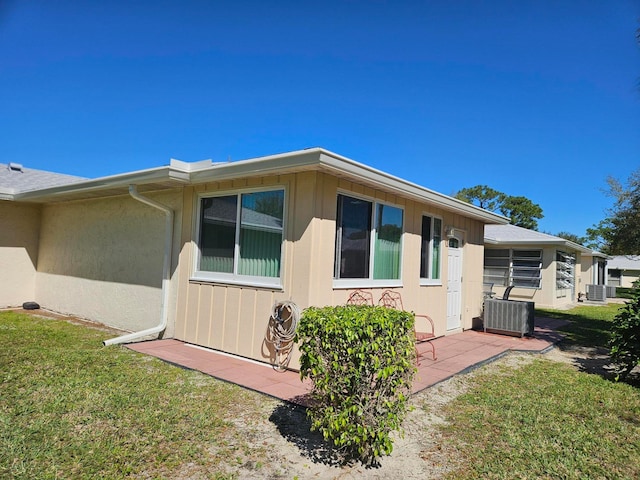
[484,224,606,308]
[0,163,86,308]
[1,149,508,368]
[607,255,640,288]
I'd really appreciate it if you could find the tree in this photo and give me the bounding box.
[455,185,504,211]
[588,168,640,255]
[498,195,544,230]
[605,169,640,254]
[554,231,586,245]
[455,185,544,230]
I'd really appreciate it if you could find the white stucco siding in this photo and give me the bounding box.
[0,201,41,307]
[35,190,182,333]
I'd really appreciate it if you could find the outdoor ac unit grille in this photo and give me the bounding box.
[484,299,535,337]
[606,285,617,298]
[586,284,606,302]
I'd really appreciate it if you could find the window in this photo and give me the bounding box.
[556,251,575,297]
[195,189,285,286]
[334,194,403,284]
[484,248,542,288]
[608,269,622,287]
[420,215,442,282]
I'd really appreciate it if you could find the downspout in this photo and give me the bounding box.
[104,185,174,346]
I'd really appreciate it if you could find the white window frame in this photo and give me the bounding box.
[333,191,404,289]
[192,186,286,289]
[420,214,443,286]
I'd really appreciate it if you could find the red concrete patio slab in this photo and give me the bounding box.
[126,316,568,406]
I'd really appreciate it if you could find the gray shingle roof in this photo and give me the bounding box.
[485,224,563,243]
[0,163,86,194]
[607,255,640,270]
[484,224,593,254]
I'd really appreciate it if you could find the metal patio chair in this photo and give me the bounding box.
[346,289,375,306]
[378,289,437,362]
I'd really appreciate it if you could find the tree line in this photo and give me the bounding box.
[454,166,640,255]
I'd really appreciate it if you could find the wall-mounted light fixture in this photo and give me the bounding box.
[445,226,456,239]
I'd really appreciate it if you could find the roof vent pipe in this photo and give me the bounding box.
[104,185,174,346]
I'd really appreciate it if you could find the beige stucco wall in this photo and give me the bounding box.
[0,201,41,307]
[35,190,183,334]
[175,171,488,367]
[619,271,640,288]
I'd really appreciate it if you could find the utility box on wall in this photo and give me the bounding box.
[484,299,535,337]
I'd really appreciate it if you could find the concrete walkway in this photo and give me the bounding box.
[127,316,568,406]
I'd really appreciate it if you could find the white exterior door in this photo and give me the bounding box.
[447,239,463,330]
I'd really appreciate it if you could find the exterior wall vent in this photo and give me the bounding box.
[586,284,606,302]
[484,299,535,337]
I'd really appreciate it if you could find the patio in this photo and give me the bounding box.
[127,316,568,406]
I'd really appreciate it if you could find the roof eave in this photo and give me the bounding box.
[190,147,509,225]
[485,238,593,254]
[13,166,191,202]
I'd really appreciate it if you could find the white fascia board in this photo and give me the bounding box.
[316,150,509,224]
[188,148,322,183]
[189,147,508,225]
[13,166,191,202]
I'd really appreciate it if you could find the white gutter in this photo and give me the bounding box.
[103,185,174,346]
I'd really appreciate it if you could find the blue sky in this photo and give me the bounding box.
[1,1,638,237]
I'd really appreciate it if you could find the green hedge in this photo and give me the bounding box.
[609,289,640,381]
[296,305,416,464]
[616,287,638,300]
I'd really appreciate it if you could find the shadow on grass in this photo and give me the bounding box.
[536,309,613,350]
[268,402,346,467]
[537,307,640,388]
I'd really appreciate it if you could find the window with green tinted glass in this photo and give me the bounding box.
[334,194,403,281]
[197,190,284,283]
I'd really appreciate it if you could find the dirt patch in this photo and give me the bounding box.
[4,308,125,334]
[226,347,640,479]
[227,353,540,479]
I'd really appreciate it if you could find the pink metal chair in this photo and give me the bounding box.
[346,289,374,306]
[378,290,437,362]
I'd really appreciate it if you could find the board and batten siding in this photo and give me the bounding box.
[174,171,488,366]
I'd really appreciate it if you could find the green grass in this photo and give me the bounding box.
[0,311,266,479]
[440,359,640,479]
[430,302,640,479]
[537,303,624,349]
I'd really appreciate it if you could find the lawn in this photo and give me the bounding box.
[0,311,266,479]
[433,302,640,479]
[2,303,640,478]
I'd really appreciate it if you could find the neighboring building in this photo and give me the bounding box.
[0,163,86,308]
[607,255,640,288]
[484,224,605,309]
[1,149,508,368]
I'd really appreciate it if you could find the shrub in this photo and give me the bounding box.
[609,288,640,380]
[295,305,416,465]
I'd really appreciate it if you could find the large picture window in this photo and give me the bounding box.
[420,215,442,282]
[334,194,403,284]
[484,248,542,288]
[196,189,285,286]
